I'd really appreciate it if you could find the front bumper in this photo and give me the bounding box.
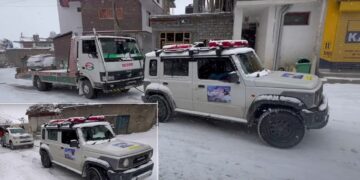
[107,160,154,180]
[301,95,329,129]
[13,140,34,147]
[95,77,143,93]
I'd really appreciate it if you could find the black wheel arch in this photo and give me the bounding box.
[82,160,110,178]
[247,95,306,126]
[39,148,53,160]
[145,90,176,111]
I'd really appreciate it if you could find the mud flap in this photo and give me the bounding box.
[78,80,84,96]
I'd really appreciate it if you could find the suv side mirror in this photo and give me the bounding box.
[70,140,79,148]
[228,72,240,84]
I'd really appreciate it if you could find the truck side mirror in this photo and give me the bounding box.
[70,140,79,148]
[228,72,240,84]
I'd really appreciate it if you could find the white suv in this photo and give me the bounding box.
[1,127,34,149]
[143,41,329,148]
[39,116,154,180]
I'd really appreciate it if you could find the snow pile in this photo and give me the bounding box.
[26,104,61,116]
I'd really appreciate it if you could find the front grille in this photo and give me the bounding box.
[100,69,143,81]
[20,136,30,139]
[315,86,323,106]
[20,140,31,143]
[133,153,149,167]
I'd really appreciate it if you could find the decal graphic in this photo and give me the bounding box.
[85,62,94,71]
[128,145,141,150]
[113,142,132,148]
[64,148,75,160]
[304,75,313,80]
[207,86,231,103]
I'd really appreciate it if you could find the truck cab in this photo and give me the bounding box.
[17,32,145,99]
[143,40,329,148]
[39,116,154,180]
[1,127,34,150]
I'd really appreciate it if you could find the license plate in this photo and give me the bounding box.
[132,170,152,180]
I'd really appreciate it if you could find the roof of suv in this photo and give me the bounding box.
[146,47,255,58]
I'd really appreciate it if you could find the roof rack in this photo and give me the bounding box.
[155,40,249,57]
[44,115,106,129]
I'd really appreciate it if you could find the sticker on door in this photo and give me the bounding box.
[64,148,76,160]
[207,86,231,103]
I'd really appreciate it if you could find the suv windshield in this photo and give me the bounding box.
[237,51,264,74]
[100,38,142,62]
[10,128,25,134]
[81,125,114,141]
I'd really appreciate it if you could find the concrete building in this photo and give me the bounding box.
[27,104,157,135]
[233,0,326,73]
[57,0,174,53]
[14,34,54,49]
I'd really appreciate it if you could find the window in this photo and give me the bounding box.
[61,130,78,144]
[82,40,97,54]
[149,59,157,76]
[163,59,189,76]
[42,129,45,140]
[147,11,151,27]
[284,12,310,25]
[237,52,264,74]
[198,57,236,81]
[47,130,58,141]
[160,32,191,48]
[81,125,114,141]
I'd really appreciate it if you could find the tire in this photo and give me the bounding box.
[86,167,107,180]
[33,76,52,91]
[82,79,97,99]
[257,109,305,149]
[40,150,52,168]
[9,141,14,150]
[147,94,172,122]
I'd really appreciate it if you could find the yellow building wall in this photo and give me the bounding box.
[321,0,360,63]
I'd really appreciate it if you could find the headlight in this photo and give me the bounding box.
[122,158,129,167]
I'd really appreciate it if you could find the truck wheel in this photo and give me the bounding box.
[82,80,97,99]
[9,141,14,150]
[147,94,172,122]
[257,109,305,148]
[33,76,48,91]
[86,167,106,180]
[40,150,52,168]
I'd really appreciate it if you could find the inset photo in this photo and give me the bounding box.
[0,103,158,180]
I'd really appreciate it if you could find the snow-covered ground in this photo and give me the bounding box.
[0,68,143,103]
[159,84,360,180]
[0,127,158,180]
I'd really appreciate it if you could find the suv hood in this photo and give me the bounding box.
[84,138,151,157]
[12,133,32,138]
[251,71,320,90]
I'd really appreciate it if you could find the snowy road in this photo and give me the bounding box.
[159,84,360,180]
[0,68,143,103]
[0,127,158,180]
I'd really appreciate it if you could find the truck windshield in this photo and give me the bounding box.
[81,125,114,141]
[10,129,25,134]
[237,51,264,74]
[100,38,142,62]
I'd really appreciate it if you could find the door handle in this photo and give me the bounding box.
[82,67,85,69]
[60,147,64,149]
[163,82,168,85]
[198,85,205,88]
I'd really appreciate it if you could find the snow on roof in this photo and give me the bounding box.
[73,121,109,128]
[77,35,136,40]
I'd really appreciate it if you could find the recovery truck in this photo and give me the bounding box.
[16,31,144,99]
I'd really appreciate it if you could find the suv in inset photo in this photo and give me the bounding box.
[1,127,34,150]
[40,116,154,180]
[143,40,329,148]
